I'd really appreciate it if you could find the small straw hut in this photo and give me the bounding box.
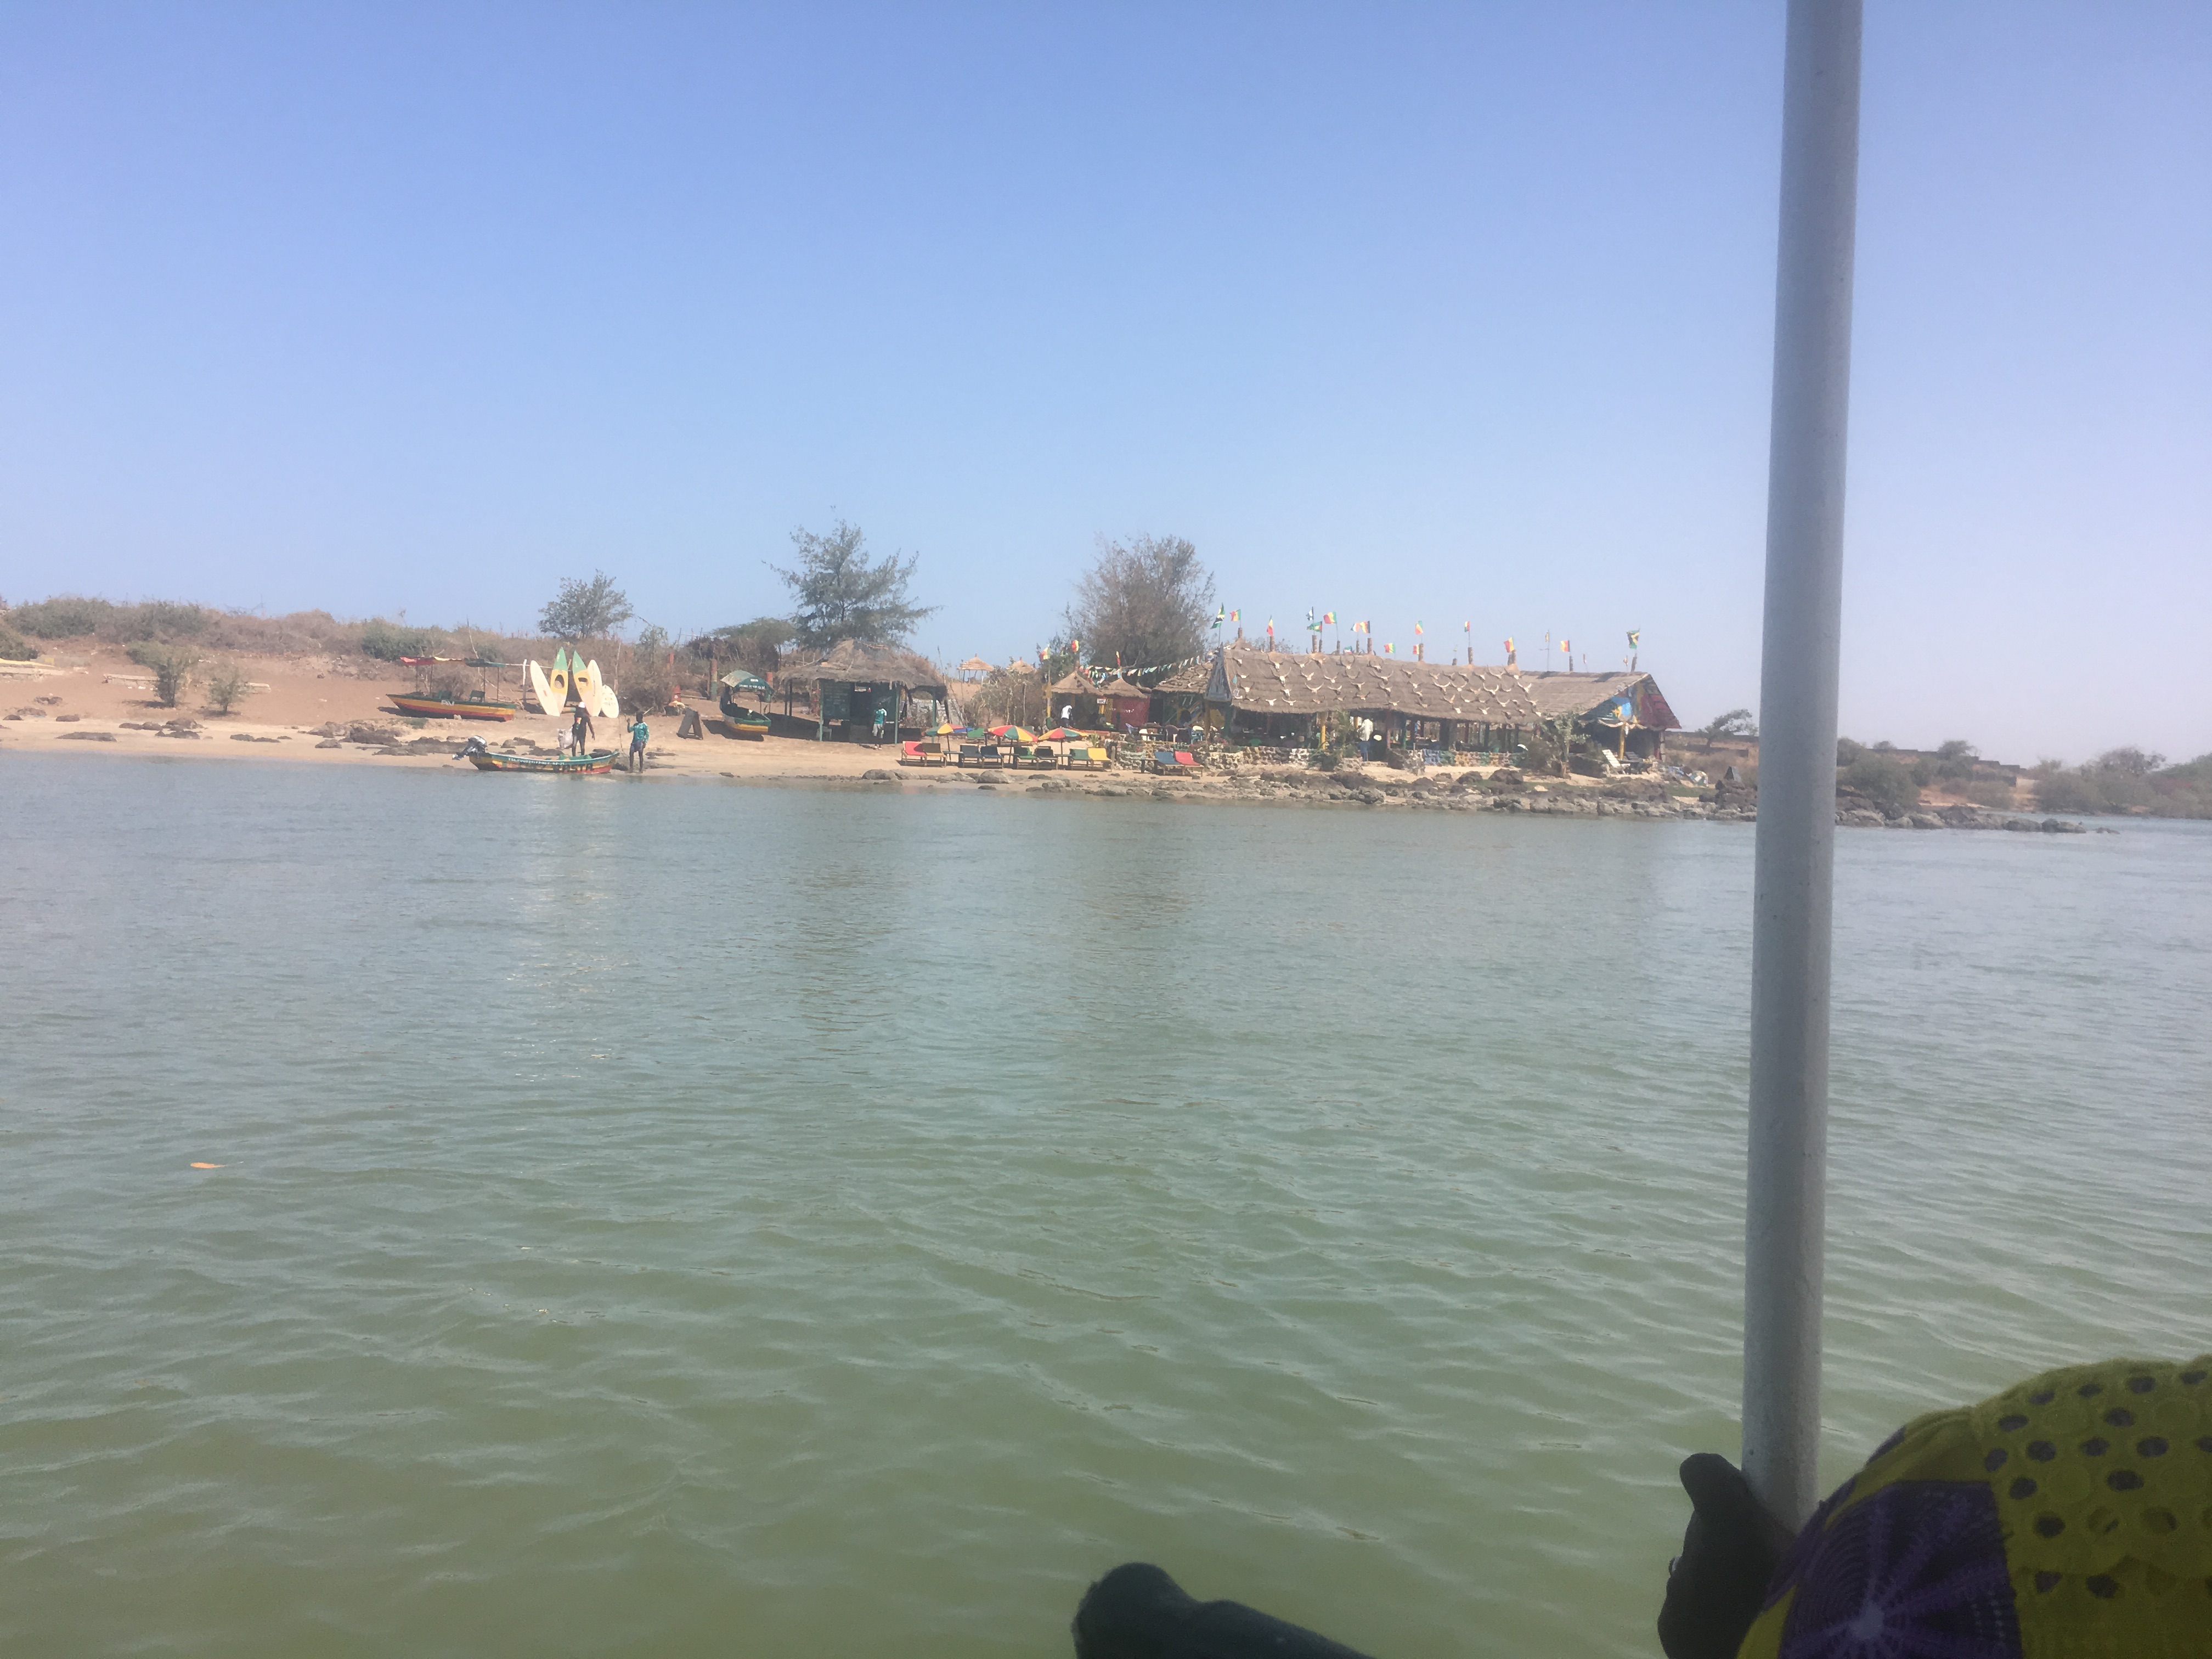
[784,639,952,742]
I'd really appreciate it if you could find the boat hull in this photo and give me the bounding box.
[389,695,518,722]
[465,748,614,774]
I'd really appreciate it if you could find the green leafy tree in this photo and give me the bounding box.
[128,642,202,708]
[0,620,33,661]
[539,572,635,641]
[692,616,797,678]
[771,522,934,650]
[1700,708,1758,744]
[1065,533,1214,672]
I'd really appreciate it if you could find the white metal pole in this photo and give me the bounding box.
[1743,0,1862,1530]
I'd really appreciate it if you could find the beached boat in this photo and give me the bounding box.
[459,738,614,774]
[387,692,519,722]
[706,708,770,740]
[713,670,771,738]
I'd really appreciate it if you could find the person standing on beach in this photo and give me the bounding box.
[571,705,594,758]
[1357,716,1374,760]
[627,713,648,773]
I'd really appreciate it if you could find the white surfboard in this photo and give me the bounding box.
[581,659,603,713]
[596,683,620,719]
[548,648,571,709]
[528,659,555,715]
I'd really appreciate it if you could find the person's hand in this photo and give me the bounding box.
[1656,1453,1795,1659]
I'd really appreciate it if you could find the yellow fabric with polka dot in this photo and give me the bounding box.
[1736,1355,2212,1659]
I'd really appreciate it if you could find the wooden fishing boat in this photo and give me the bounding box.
[459,738,614,774]
[714,672,772,738]
[387,692,519,721]
[706,708,770,740]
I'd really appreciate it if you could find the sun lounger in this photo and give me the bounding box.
[957,743,1009,768]
[1014,744,1059,769]
[900,741,928,765]
[1076,746,1110,770]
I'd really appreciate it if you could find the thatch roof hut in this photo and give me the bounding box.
[1518,669,1679,733]
[1205,643,1542,725]
[1045,668,1155,731]
[1196,644,1680,754]
[783,639,951,741]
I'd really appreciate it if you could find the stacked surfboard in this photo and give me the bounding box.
[528,647,620,719]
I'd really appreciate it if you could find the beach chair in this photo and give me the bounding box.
[1069,746,1108,771]
[900,740,927,766]
[1015,744,1058,769]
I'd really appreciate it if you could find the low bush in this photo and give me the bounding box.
[621,625,679,714]
[121,601,207,641]
[1963,779,2014,810]
[12,595,115,637]
[0,620,35,661]
[1841,751,1920,815]
[358,618,448,661]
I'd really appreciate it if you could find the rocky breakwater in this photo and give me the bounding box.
[934,763,2098,832]
[1832,785,2091,834]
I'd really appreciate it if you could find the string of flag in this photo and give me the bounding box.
[992,620,1648,685]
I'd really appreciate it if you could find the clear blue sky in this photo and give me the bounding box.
[2,3,2205,762]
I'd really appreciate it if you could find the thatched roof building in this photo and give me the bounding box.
[1147,659,1212,696]
[782,639,951,741]
[1518,668,1679,733]
[1204,644,1542,725]
[787,639,948,693]
[1193,643,1679,753]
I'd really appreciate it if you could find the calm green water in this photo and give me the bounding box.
[3,755,2207,1657]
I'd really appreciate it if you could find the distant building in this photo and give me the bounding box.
[1161,642,1679,759]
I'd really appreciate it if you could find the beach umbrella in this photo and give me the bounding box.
[933,721,965,736]
[987,725,1035,742]
[1036,727,1082,742]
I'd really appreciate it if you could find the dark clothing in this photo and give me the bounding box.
[1073,1564,1373,1659]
